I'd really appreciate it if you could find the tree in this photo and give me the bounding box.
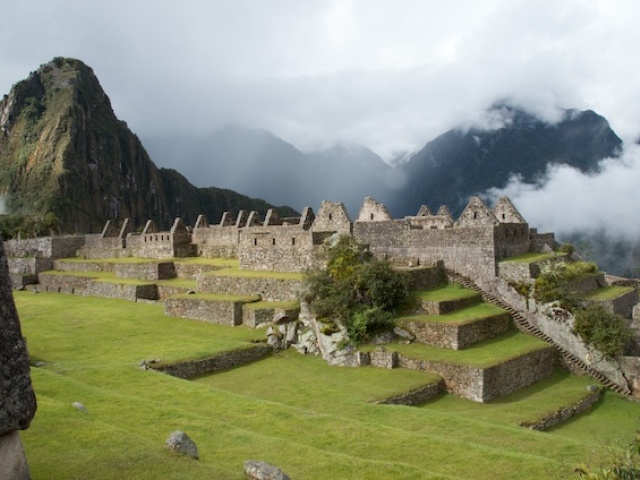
[304,235,408,343]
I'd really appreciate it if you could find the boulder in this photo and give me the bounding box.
[243,460,290,480]
[166,431,199,459]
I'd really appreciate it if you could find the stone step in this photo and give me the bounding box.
[444,268,633,397]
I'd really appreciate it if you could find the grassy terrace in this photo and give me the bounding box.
[156,278,198,289]
[40,269,155,285]
[170,293,261,302]
[14,291,640,479]
[581,285,635,301]
[499,252,564,263]
[57,256,240,267]
[397,303,507,325]
[243,300,300,310]
[366,330,551,368]
[205,266,306,281]
[408,284,479,302]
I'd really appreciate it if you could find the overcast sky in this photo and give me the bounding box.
[1,0,639,239]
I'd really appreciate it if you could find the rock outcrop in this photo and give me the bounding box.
[0,240,36,479]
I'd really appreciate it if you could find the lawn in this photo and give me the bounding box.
[581,285,635,301]
[14,292,640,479]
[397,303,507,325]
[499,252,564,264]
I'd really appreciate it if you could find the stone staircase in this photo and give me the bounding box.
[445,269,632,396]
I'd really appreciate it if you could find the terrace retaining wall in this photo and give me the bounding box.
[164,296,260,326]
[396,346,556,403]
[401,313,511,350]
[376,380,445,405]
[149,345,271,379]
[197,274,305,302]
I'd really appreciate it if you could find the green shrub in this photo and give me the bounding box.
[576,435,640,479]
[304,236,408,344]
[573,305,631,359]
[533,261,598,306]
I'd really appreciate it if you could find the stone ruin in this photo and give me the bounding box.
[0,239,36,479]
[16,195,552,289]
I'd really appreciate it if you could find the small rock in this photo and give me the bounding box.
[587,384,600,393]
[187,290,196,295]
[166,431,199,459]
[34,361,46,367]
[72,402,87,413]
[243,460,290,480]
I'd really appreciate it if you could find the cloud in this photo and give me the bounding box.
[484,144,640,241]
[2,1,640,161]
[0,196,6,215]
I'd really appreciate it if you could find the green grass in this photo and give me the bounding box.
[14,292,640,479]
[173,257,239,267]
[170,293,261,302]
[397,303,507,325]
[581,286,635,301]
[57,257,163,264]
[243,300,300,310]
[369,330,551,368]
[206,267,306,281]
[156,278,198,289]
[409,284,479,302]
[499,252,564,263]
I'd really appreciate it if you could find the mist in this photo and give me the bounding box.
[0,196,7,215]
[484,144,640,274]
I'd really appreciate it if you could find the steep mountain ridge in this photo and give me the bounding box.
[388,105,623,217]
[0,58,294,233]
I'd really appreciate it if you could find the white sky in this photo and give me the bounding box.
[1,0,639,239]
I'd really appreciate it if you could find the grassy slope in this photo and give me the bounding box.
[16,292,640,479]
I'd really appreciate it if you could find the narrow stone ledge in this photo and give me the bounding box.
[375,379,445,406]
[519,388,602,431]
[146,344,271,379]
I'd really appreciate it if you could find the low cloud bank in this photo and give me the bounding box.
[485,144,640,242]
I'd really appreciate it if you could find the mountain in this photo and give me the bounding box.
[144,128,391,216]
[0,58,295,234]
[387,104,623,217]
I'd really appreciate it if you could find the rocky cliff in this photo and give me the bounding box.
[0,58,295,234]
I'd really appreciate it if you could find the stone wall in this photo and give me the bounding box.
[38,272,97,293]
[7,257,52,275]
[239,226,320,273]
[126,233,175,259]
[519,389,602,431]
[4,235,85,259]
[401,262,446,291]
[192,226,239,258]
[493,223,531,259]
[482,346,556,401]
[418,295,480,315]
[497,261,541,284]
[114,262,176,281]
[401,313,511,350]
[242,304,300,328]
[164,296,260,325]
[353,222,499,282]
[197,274,305,302]
[594,288,639,319]
[376,380,445,405]
[52,260,114,273]
[149,345,271,379]
[529,230,557,252]
[173,262,225,280]
[84,282,158,302]
[396,346,555,402]
[0,239,36,479]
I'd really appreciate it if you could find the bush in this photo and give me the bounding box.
[574,305,631,358]
[534,261,598,306]
[576,435,640,479]
[304,236,408,344]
